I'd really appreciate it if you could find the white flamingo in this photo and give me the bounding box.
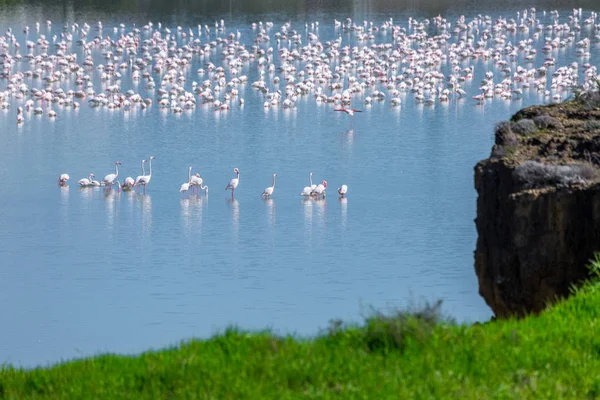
[102,161,121,191]
[300,172,315,196]
[335,107,362,128]
[47,103,57,118]
[121,177,135,191]
[312,180,328,199]
[335,107,362,116]
[16,107,24,124]
[180,166,192,193]
[338,184,348,197]
[133,159,146,188]
[310,173,317,192]
[189,172,201,194]
[190,173,208,195]
[137,156,155,194]
[58,173,70,185]
[262,173,277,197]
[90,176,101,186]
[225,167,240,199]
[78,173,94,187]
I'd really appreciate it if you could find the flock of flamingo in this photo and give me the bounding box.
[0,7,598,125]
[57,163,348,199]
[4,7,599,205]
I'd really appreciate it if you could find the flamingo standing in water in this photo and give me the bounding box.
[16,107,24,124]
[262,173,277,198]
[190,172,208,195]
[121,176,135,191]
[179,166,192,194]
[78,174,95,187]
[300,172,315,196]
[102,161,121,191]
[338,184,348,197]
[133,159,146,191]
[137,156,155,194]
[225,168,240,199]
[312,180,328,199]
[58,173,70,185]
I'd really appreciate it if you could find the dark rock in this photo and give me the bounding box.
[474,99,600,318]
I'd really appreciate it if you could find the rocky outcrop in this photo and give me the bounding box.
[474,97,600,318]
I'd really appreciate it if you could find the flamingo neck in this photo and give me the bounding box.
[141,161,146,176]
[115,163,119,177]
[188,168,192,183]
[309,173,313,187]
[272,174,276,188]
[148,159,152,177]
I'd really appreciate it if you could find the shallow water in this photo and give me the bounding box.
[0,0,598,367]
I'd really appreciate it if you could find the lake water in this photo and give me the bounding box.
[0,0,598,367]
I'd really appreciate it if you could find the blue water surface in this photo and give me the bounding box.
[0,0,598,367]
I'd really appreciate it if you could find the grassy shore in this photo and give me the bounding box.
[2,262,600,399]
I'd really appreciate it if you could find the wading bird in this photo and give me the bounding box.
[136,156,155,194]
[180,166,193,194]
[78,174,94,187]
[262,173,277,198]
[300,172,316,196]
[58,173,70,185]
[102,161,121,191]
[225,168,240,199]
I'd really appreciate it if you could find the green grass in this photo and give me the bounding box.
[3,264,600,399]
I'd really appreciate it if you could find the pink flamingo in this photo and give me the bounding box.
[334,107,363,116]
[335,107,362,128]
[58,173,70,185]
[225,168,240,199]
[102,161,121,192]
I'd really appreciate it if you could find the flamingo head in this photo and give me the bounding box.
[150,156,155,160]
[116,161,122,165]
[234,168,240,174]
[189,166,192,170]
[142,159,146,163]
[322,180,328,188]
[274,173,277,177]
